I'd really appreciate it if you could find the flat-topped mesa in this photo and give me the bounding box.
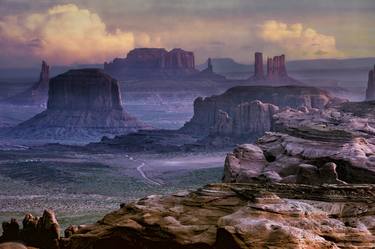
[104,48,198,79]
[9,69,146,140]
[365,65,375,101]
[47,69,122,111]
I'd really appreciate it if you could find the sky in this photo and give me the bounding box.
[0,0,374,67]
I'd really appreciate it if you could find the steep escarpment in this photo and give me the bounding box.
[7,69,147,141]
[181,85,342,137]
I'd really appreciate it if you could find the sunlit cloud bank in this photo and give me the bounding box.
[259,20,344,59]
[0,4,158,66]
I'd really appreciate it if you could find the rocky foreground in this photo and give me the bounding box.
[3,183,374,249]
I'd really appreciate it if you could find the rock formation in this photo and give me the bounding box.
[7,69,147,140]
[190,58,226,81]
[104,48,199,79]
[253,52,264,80]
[4,61,50,106]
[224,101,375,184]
[181,85,342,137]
[211,100,279,139]
[365,65,375,101]
[0,210,59,249]
[249,52,300,85]
[17,183,370,249]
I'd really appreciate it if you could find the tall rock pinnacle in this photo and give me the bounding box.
[254,52,264,80]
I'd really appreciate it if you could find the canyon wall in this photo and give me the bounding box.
[181,85,341,137]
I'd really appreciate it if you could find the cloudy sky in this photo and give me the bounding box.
[0,0,374,67]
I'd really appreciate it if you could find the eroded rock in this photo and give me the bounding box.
[60,183,375,249]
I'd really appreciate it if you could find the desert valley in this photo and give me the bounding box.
[0,0,374,248]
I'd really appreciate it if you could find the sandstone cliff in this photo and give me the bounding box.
[181,85,341,137]
[7,69,147,140]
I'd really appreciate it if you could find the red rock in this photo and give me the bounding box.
[104,48,198,79]
[253,52,264,80]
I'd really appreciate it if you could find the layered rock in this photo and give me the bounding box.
[253,52,264,80]
[211,100,279,139]
[365,65,375,101]
[224,101,375,184]
[7,69,147,140]
[181,85,341,137]
[4,61,50,106]
[52,183,375,249]
[249,53,300,85]
[104,48,198,79]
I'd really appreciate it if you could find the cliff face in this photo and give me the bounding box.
[211,100,279,138]
[4,61,50,105]
[8,69,147,140]
[104,48,198,79]
[47,69,122,111]
[181,85,341,137]
[365,65,375,101]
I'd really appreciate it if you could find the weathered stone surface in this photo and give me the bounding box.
[365,65,375,101]
[104,48,198,79]
[224,101,375,184]
[4,61,50,105]
[8,69,147,140]
[60,183,375,249]
[0,243,28,249]
[181,85,340,137]
[211,100,279,138]
[0,210,59,249]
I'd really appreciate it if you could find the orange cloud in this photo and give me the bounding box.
[0,4,157,65]
[259,20,344,59]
